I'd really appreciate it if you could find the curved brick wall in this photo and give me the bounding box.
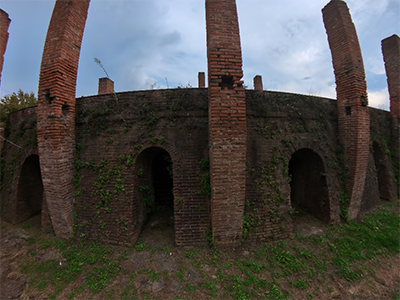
[322,0,370,220]
[37,0,90,238]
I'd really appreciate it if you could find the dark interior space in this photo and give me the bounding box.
[136,147,175,246]
[152,151,174,209]
[16,155,43,223]
[289,148,330,223]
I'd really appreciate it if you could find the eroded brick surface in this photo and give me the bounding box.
[37,0,90,238]
[322,0,370,220]
[0,9,11,86]
[206,0,246,245]
[382,34,400,190]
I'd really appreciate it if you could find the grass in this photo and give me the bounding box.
[15,202,400,299]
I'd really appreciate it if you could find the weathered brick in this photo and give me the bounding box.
[0,9,11,86]
[322,0,370,220]
[37,0,90,238]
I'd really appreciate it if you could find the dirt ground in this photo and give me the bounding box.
[1,207,399,300]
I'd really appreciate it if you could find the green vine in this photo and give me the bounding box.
[196,156,211,198]
[335,146,349,221]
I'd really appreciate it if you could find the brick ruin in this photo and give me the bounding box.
[322,0,370,220]
[0,9,11,86]
[0,0,399,247]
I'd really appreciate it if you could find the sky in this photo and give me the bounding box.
[0,0,399,110]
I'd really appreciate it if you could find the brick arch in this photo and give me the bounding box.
[37,0,90,238]
[276,139,340,224]
[133,145,177,243]
[288,148,331,223]
[16,154,43,223]
[372,141,397,202]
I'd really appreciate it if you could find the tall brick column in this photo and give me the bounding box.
[0,9,11,86]
[382,34,400,190]
[322,0,370,220]
[206,0,246,244]
[37,0,90,238]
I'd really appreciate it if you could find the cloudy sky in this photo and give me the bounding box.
[1,0,399,110]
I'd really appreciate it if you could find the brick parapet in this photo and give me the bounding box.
[0,9,11,86]
[322,0,370,220]
[206,0,246,245]
[37,0,90,238]
[98,77,114,95]
[198,72,205,88]
[253,75,263,91]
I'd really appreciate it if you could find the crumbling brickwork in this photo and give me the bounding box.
[37,0,90,238]
[383,35,400,120]
[206,0,247,245]
[322,0,370,220]
[382,34,400,192]
[0,9,11,86]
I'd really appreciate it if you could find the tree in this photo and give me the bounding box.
[0,89,37,124]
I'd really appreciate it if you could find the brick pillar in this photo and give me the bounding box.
[0,9,11,86]
[37,0,90,238]
[206,0,246,245]
[253,75,263,91]
[198,72,205,88]
[382,34,400,189]
[98,77,114,95]
[322,0,370,220]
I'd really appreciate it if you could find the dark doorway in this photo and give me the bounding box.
[135,147,175,247]
[16,155,43,223]
[152,151,174,209]
[288,148,330,223]
[372,142,394,201]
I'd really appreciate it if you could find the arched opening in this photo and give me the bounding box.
[134,147,174,246]
[16,155,43,223]
[288,148,330,223]
[372,142,393,201]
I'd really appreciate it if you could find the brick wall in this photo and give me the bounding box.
[37,0,90,238]
[322,0,370,220]
[382,34,400,191]
[0,9,11,86]
[0,107,39,224]
[0,123,4,157]
[206,0,247,245]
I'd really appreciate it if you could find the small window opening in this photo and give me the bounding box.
[220,76,234,90]
[42,90,54,105]
[62,104,70,117]
[360,96,368,107]
[345,105,352,115]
